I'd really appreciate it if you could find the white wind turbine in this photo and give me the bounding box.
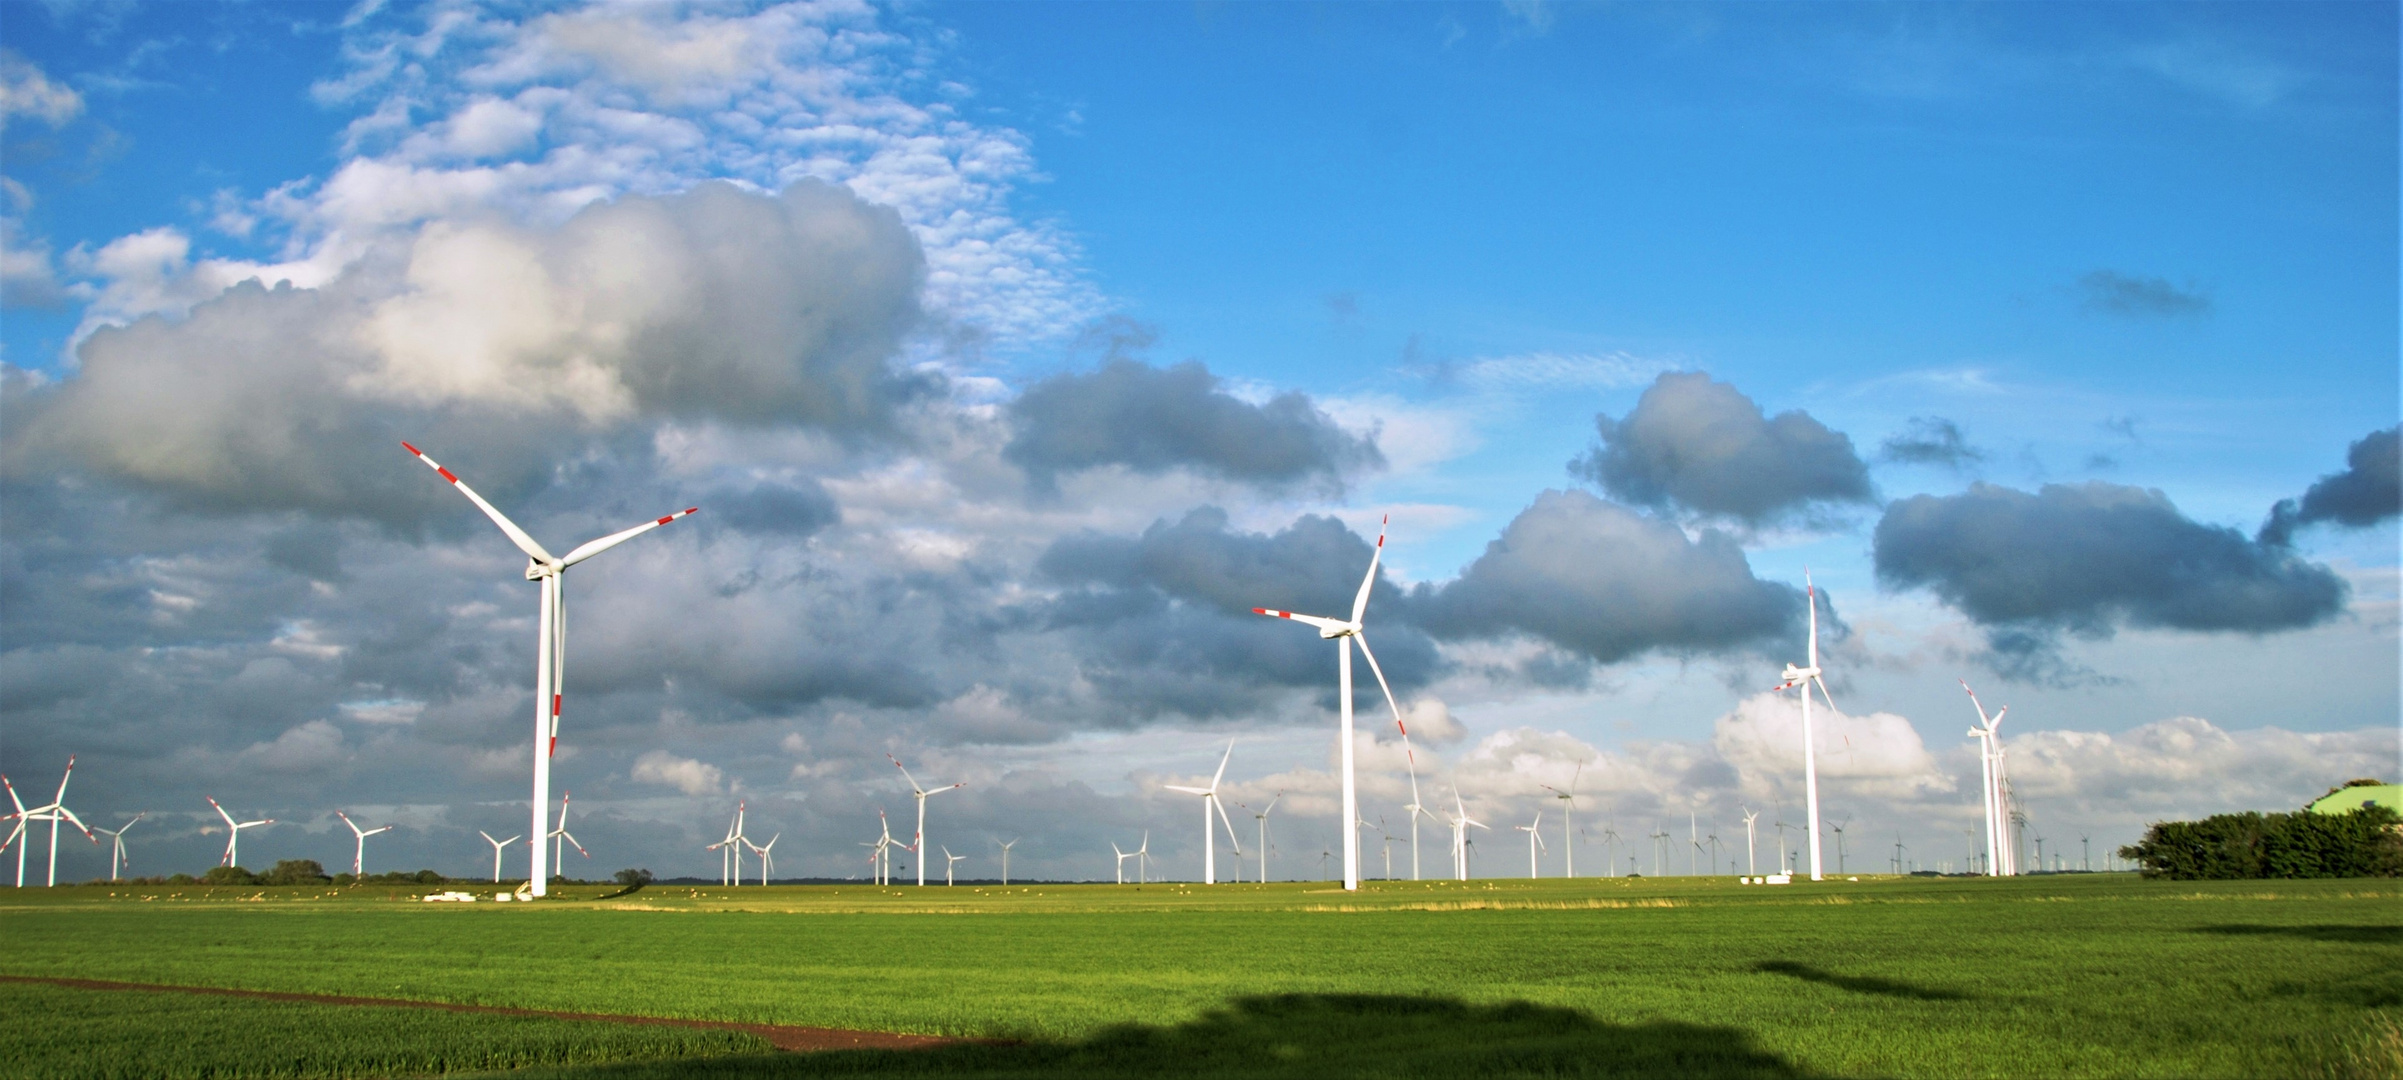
[707,801,747,886]
[996,838,1019,886]
[1516,809,1546,879]
[95,814,143,882]
[1443,789,1487,881]
[746,833,779,885]
[479,831,521,883]
[887,756,961,887]
[1163,740,1245,885]
[335,812,394,877]
[941,846,965,886]
[4,760,95,887]
[1243,796,1281,883]
[1253,514,1411,892]
[873,810,895,885]
[402,441,696,899]
[1740,806,1760,876]
[1542,762,1585,878]
[546,790,587,880]
[1961,680,2015,877]
[207,797,273,870]
[1395,712,1435,881]
[1137,831,1151,883]
[1112,840,1136,884]
[1774,571,1838,881]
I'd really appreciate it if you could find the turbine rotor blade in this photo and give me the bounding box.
[1212,740,1234,789]
[561,508,700,567]
[1251,608,1349,633]
[401,442,557,564]
[1350,514,1388,625]
[1352,633,1409,730]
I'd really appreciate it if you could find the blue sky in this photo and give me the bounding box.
[1,1,2394,883]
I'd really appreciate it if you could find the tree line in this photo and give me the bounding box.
[2119,780,2402,880]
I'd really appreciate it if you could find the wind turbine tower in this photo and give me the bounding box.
[403,442,695,898]
[1773,572,1842,881]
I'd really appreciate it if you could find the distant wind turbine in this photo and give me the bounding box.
[1444,788,1488,881]
[888,755,962,887]
[942,846,965,886]
[207,797,273,870]
[1961,680,2015,876]
[402,441,695,899]
[1740,807,1760,876]
[336,811,394,877]
[1163,740,1245,885]
[1242,795,1282,884]
[5,760,94,887]
[746,833,779,885]
[479,831,520,883]
[707,801,747,886]
[546,790,587,879]
[95,814,143,882]
[1774,571,1837,881]
[1541,762,1585,877]
[996,837,1019,886]
[1516,809,1545,879]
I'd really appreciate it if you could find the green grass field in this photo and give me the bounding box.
[2,874,2395,1078]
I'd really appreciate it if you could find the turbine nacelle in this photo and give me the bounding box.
[1777,663,1821,688]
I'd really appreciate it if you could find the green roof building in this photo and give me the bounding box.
[2308,783,2401,816]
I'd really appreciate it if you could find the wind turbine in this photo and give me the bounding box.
[1706,825,1723,876]
[1541,763,1584,877]
[479,831,520,882]
[95,814,143,881]
[1740,807,1759,876]
[1961,680,2014,876]
[1137,831,1151,884]
[1443,789,1487,881]
[1649,825,1670,877]
[871,810,895,885]
[941,846,965,886]
[1775,571,1836,881]
[206,798,273,870]
[1600,824,1622,877]
[1516,810,1545,878]
[546,791,587,880]
[1112,841,1136,884]
[1772,819,1792,875]
[996,838,1019,886]
[1253,514,1409,892]
[5,759,95,887]
[1393,707,1435,881]
[335,812,394,877]
[746,833,780,885]
[402,441,696,899]
[1372,816,1395,881]
[1163,740,1244,885]
[1242,795,1282,883]
[887,755,962,887]
[1829,816,1850,876]
[707,801,747,886]
[1892,833,1909,876]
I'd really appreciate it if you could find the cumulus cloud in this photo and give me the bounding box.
[2259,426,2400,547]
[2001,716,2392,820]
[632,750,724,795]
[0,50,82,132]
[1878,416,1983,470]
[1711,692,1953,802]
[1570,372,1873,524]
[2077,270,2210,317]
[1411,489,1805,666]
[1876,481,2348,661]
[1006,358,1382,493]
[2,181,922,523]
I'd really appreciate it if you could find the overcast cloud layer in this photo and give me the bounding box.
[0,2,2391,885]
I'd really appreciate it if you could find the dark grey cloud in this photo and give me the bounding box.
[706,478,840,537]
[1878,417,1983,470]
[0,180,924,526]
[1876,481,2347,643]
[1570,372,1873,524]
[2259,426,2400,547]
[1410,489,1805,665]
[1005,359,1382,492]
[2078,270,2211,317]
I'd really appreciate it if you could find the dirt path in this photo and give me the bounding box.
[0,973,966,1053]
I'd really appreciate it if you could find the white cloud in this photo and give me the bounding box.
[239,720,351,774]
[0,51,82,132]
[632,749,725,795]
[1448,350,1680,391]
[1712,691,1954,801]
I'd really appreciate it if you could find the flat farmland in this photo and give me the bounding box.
[2,874,2395,1078]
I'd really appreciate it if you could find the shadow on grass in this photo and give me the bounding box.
[1751,960,1969,1001]
[2195,924,2403,945]
[497,994,1812,1079]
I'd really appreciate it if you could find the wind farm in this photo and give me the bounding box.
[2,2,2394,1078]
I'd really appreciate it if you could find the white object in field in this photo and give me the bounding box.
[4,758,97,887]
[401,441,694,899]
[1960,680,2016,877]
[479,831,522,883]
[1541,763,1585,878]
[1774,574,1834,882]
[1243,795,1282,884]
[1443,787,1488,881]
[336,811,395,877]
[746,833,780,884]
[94,813,143,882]
[1163,740,1245,885]
[495,893,513,902]
[206,797,274,872]
[887,756,961,887]
[545,790,588,879]
[1253,514,1408,892]
[1765,874,1791,884]
[1516,809,1546,878]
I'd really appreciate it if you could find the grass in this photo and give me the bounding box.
[2,874,2396,1078]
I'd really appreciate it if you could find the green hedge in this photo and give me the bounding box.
[2119,805,2403,880]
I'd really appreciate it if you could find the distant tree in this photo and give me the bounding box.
[614,868,655,886]
[259,859,333,885]
[202,866,259,885]
[413,869,444,884]
[2121,806,2403,880]
[166,873,197,885]
[331,872,356,886]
